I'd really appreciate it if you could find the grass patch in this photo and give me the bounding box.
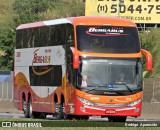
[0,117,159,129]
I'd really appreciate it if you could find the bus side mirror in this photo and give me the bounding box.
[70,47,79,69]
[141,49,152,71]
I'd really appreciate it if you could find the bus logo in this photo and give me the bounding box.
[33,49,51,63]
[32,49,53,76]
[86,27,127,36]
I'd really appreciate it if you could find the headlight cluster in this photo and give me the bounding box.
[77,96,94,106]
[127,99,141,107]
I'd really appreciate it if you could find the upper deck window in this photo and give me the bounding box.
[76,26,140,53]
[16,23,74,48]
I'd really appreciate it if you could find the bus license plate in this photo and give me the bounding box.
[106,109,116,114]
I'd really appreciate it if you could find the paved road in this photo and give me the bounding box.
[0,112,158,122]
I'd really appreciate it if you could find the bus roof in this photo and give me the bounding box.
[16,16,136,30]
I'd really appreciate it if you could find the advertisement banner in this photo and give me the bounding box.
[85,0,160,23]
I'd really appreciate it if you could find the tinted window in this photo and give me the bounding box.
[50,26,58,46]
[66,24,74,45]
[16,29,33,48]
[76,26,140,53]
[23,29,31,48]
[29,65,62,86]
[50,24,74,46]
[33,27,50,47]
[16,23,74,48]
[16,30,23,49]
[38,27,49,47]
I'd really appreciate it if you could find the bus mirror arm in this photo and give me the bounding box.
[70,47,79,69]
[141,49,152,71]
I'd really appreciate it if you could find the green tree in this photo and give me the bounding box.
[13,0,85,24]
[0,0,15,70]
[0,0,15,34]
[13,0,56,25]
[0,29,15,70]
[41,0,85,20]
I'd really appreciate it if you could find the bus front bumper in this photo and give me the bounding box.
[75,98,142,117]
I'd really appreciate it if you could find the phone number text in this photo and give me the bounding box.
[97,4,160,14]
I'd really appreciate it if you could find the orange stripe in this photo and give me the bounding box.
[75,50,142,58]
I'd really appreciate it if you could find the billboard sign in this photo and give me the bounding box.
[85,0,160,23]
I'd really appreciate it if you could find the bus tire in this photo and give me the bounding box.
[108,116,127,122]
[23,98,32,118]
[54,102,64,120]
[23,99,29,118]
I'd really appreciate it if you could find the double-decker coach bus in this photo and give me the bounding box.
[14,16,152,122]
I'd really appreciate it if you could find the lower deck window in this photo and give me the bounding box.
[29,65,62,86]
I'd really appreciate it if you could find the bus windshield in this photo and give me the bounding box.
[77,58,142,94]
[76,25,140,53]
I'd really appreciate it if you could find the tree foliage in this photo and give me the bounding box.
[13,0,56,25]
[0,0,15,34]
[0,0,15,70]
[0,29,15,70]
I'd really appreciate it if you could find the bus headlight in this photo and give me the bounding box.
[127,99,141,107]
[77,96,94,106]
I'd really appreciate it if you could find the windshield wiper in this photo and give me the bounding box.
[115,82,133,94]
[85,85,108,93]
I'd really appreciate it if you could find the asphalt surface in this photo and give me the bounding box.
[0,112,158,122]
